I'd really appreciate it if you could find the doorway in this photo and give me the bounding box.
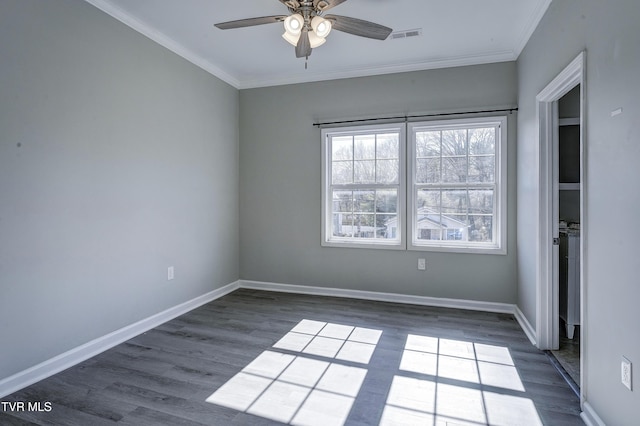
[535,52,586,401]
[551,85,582,387]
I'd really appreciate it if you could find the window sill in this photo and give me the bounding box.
[409,242,506,255]
[322,239,405,250]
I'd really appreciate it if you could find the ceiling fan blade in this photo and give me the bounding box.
[324,14,392,40]
[279,0,300,10]
[296,29,312,58]
[314,0,347,12]
[215,15,286,30]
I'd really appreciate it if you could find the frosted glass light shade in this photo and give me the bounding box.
[308,31,326,48]
[284,14,304,35]
[311,16,332,38]
[282,31,301,46]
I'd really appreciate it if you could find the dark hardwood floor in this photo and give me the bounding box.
[0,289,584,425]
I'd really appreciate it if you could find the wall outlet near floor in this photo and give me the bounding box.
[621,356,632,390]
[418,258,426,271]
[168,266,175,281]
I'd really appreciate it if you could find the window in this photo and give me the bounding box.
[321,124,406,249]
[409,117,507,254]
[322,116,507,254]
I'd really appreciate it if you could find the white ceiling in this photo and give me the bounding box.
[85,0,551,89]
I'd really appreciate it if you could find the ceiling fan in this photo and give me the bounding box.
[214,0,393,61]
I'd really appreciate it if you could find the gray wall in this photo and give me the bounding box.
[517,0,640,423]
[0,0,239,380]
[240,63,518,303]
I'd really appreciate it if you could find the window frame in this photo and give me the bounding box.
[321,123,407,250]
[321,116,507,254]
[408,116,507,254]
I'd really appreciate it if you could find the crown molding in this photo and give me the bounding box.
[237,50,518,89]
[84,0,241,89]
[514,0,553,56]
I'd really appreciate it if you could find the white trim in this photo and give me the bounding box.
[581,401,606,426]
[0,281,240,399]
[83,0,241,89]
[321,123,407,250]
[240,280,517,315]
[238,51,517,89]
[514,306,537,346]
[407,116,508,255]
[535,51,585,350]
[513,0,553,57]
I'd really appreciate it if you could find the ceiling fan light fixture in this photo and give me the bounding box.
[282,31,301,46]
[308,31,326,48]
[311,16,332,38]
[284,14,304,35]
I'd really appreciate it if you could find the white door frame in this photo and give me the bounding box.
[535,51,586,394]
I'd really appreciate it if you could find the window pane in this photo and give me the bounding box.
[445,228,465,241]
[354,160,375,183]
[468,216,493,242]
[441,190,468,215]
[419,228,442,241]
[469,128,495,155]
[442,129,467,156]
[354,214,375,238]
[376,159,399,184]
[468,156,495,183]
[332,136,353,161]
[442,156,467,182]
[416,190,442,240]
[469,190,494,215]
[332,213,354,237]
[332,190,352,213]
[417,189,441,211]
[376,214,396,239]
[377,134,399,159]
[416,131,440,157]
[354,135,375,160]
[376,189,397,213]
[444,214,468,239]
[354,190,375,213]
[332,161,353,184]
[416,158,440,183]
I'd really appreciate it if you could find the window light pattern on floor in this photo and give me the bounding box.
[380,334,543,426]
[206,320,382,426]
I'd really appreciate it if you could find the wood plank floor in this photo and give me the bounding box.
[1,289,584,425]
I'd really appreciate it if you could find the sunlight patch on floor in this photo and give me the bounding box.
[382,334,542,426]
[206,319,382,426]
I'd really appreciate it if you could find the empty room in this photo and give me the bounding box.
[1,0,638,425]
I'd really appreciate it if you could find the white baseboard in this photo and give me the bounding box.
[0,281,239,399]
[581,401,606,426]
[514,306,537,346]
[240,279,517,314]
[1,279,538,399]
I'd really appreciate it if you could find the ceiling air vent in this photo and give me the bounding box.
[390,28,422,40]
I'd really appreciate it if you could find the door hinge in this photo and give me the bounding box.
[553,237,560,246]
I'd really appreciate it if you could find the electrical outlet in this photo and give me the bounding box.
[418,258,426,271]
[168,266,175,281]
[622,356,632,390]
